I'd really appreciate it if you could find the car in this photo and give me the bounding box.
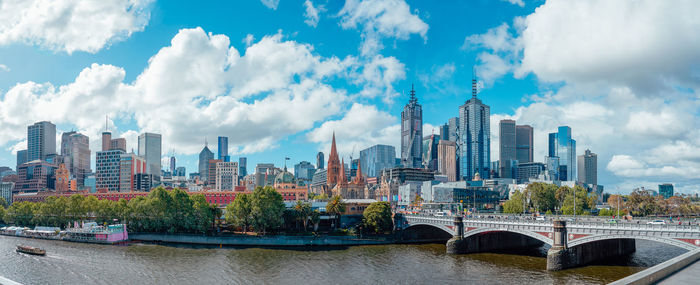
[434,212,445,217]
[606,219,618,224]
[647,220,666,225]
[536,216,545,221]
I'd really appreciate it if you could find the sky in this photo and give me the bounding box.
[1,0,699,194]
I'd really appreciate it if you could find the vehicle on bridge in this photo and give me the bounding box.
[647,220,667,225]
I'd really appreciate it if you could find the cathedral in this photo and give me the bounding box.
[325,133,366,199]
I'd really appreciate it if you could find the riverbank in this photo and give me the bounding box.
[130,233,395,247]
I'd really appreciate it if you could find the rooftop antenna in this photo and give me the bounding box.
[204,137,208,147]
[409,84,416,103]
[472,66,478,99]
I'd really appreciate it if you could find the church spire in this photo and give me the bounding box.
[354,159,364,184]
[339,158,348,184]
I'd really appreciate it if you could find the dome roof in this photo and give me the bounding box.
[275,170,295,184]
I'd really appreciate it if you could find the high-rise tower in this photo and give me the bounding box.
[458,72,490,180]
[198,139,214,183]
[61,131,91,187]
[401,85,422,168]
[548,126,576,181]
[27,121,56,161]
[138,132,162,177]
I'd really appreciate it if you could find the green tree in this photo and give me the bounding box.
[309,210,321,232]
[526,183,558,213]
[225,193,252,232]
[293,200,312,231]
[503,190,524,214]
[325,195,346,229]
[0,197,7,209]
[561,186,593,215]
[363,202,392,234]
[6,201,36,226]
[250,186,285,234]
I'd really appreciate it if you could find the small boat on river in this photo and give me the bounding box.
[16,245,46,256]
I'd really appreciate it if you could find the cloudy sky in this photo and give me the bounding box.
[1,0,699,194]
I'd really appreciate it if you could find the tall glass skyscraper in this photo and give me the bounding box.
[198,142,214,183]
[515,125,534,163]
[401,86,422,168]
[458,75,490,180]
[61,131,91,187]
[239,157,247,177]
[27,121,56,161]
[217,136,229,162]
[138,132,162,177]
[548,126,576,181]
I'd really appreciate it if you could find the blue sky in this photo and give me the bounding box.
[1,0,699,194]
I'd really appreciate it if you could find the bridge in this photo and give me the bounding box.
[398,214,700,270]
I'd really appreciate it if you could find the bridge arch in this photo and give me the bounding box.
[463,227,553,246]
[568,234,698,251]
[404,222,454,236]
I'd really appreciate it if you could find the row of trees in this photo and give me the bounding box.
[503,183,597,215]
[1,187,220,234]
[601,190,700,217]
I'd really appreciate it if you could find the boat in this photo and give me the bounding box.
[16,245,46,256]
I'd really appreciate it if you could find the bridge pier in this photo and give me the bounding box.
[446,216,466,254]
[546,220,636,271]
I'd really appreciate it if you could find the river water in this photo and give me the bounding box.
[0,235,687,284]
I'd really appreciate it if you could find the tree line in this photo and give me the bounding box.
[503,183,597,215]
[0,187,220,234]
[600,189,700,217]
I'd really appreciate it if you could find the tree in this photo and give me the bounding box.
[503,190,524,214]
[0,197,7,209]
[626,189,658,216]
[555,186,572,212]
[326,195,346,229]
[363,202,392,234]
[526,183,557,213]
[561,186,593,215]
[309,210,321,232]
[225,193,252,232]
[6,201,36,226]
[250,186,285,234]
[293,200,312,231]
[607,195,625,216]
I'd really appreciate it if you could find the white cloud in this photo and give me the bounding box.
[0,0,153,54]
[502,0,525,7]
[308,103,399,159]
[260,0,280,10]
[338,0,428,55]
[0,64,9,72]
[0,27,410,162]
[303,0,324,28]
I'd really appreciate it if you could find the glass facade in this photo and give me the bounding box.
[359,144,396,178]
[548,126,576,181]
[458,96,490,181]
[217,136,229,162]
[138,133,162,177]
[400,88,422,168]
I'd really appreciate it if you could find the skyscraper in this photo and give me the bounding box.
[119,152,146,192]
[218,136,229,162]
[27,121,56,161]
[577,149,597,185]
[448,117,459,142]
[548,126,576,181]
[458,74,490,181]
[16,149,27,170]
[60,131,91,187]
[658,184,674,199]
[359,144,396,178]
[294,161,316,181]
[215,161,238,191]
[316,152,324,170]
[198,141,214,183]
[401,85,422,168]
[170,155,176,174]
[437,140,457,181]
[138,132,162,177]
[422,135,439,171]
[499,119,516,178]
[96,149,124,192]
[239,157,247,177]
[515,125,534,163]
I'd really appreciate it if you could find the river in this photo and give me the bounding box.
[0,236,687,284]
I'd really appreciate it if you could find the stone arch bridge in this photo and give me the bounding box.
[398,215,700,270]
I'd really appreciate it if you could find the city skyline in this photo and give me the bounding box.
[1,1,699,194]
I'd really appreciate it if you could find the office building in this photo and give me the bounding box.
[438,140,457,182]
[499,119,516,178]
[548,126,576,181]
[215,161,238,191]
[239,157,247,177]
[401,86,423,168]
[27,121,56,161]
[17,160,56,193]
[254,163,275,187]
[459,74,490,181]
[134,173,155,191]
[119,153,146,192]
[422,135,439,171]
[96,149,124,192]
[198,142,214,183]
[515,125,534,163]
[60,131,91,187]
[360,144,396,178]
[175,167,186,177]
[316,152,324,170]
[208,159,222,186]
[218,136,229,162]
[110,138,126,152]
[169,156,176,174]
[138,133,162,177]
[659,184,674,199]
[294,161,316,181]
[16,149,28,170]
[0,182,13,205]
[516,162,545,184]
[577,149,597,185]
[447,117,459,142]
